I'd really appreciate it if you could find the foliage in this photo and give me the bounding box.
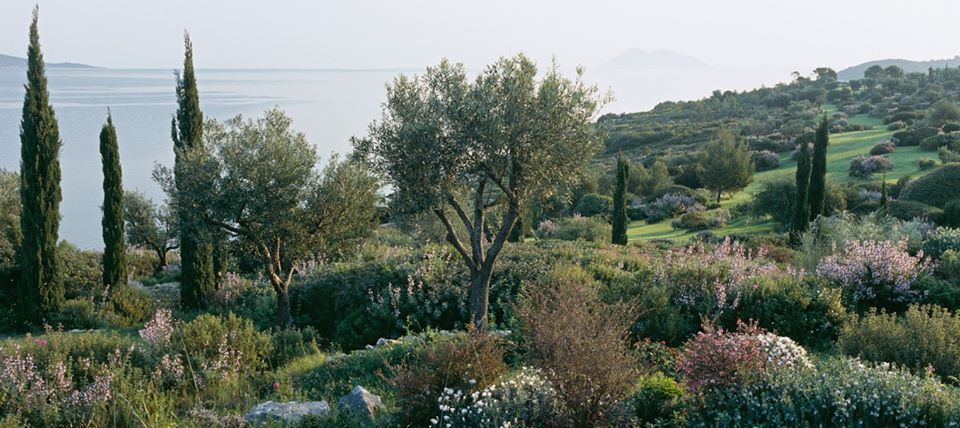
[391,332,508,426]
[626,372,685,426]
[18,8,64,325]
[733,278,848,350]
[849,154,894,177]
[753,179,844,228]
[927,99,960,127]
[900,164,960,208]
[99,114,127,294]
[677,322,766,393]
[687,358,960,427]
[175,313,273,378]
[923,227,960,259]
[518,265,638,427]
[791,137,812,242]
[671,209,728,231]
[888,199,943,222]
[808,115,829,220]
[123,190,178,276]
[697,129,754,203]
[944,200,960,228]
[0,171,20,269]
[536,216,610,243]
[573,193,612,218]
[816,238,932,309]
[612,153,629,245]
[640,192,702,223]
[839,305,960,381]
[870,140,896,155]
[751,150,780,172]
[431,367,562,428]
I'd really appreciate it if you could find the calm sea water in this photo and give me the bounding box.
[0,66,794,249]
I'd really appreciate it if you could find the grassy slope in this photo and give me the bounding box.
[627,109,936,242]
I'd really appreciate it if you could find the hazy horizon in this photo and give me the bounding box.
[2,0,958,72]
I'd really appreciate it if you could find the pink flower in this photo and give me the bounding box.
[272,381,280,390]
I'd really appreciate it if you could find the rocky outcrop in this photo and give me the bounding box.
[244,400,329,425]
[337,386,384,420]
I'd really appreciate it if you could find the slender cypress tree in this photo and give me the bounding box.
[19,7,64,323]
[100,112,127,292]
[790,142,813,245]
[612,152,630,245]
[172,33,214,308]
[808,115,829,220]
[880,172,889,212]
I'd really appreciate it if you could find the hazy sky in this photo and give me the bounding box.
[1,0,958,71]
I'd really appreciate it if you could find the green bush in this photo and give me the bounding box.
[870,141,895,155]
[752,179,845,228]
[900,164,960,208]
[537,216,610,243]
[47,299,104,330]
[574,193,613,217]
[688,357,960,426]
[839,305,960,380]
[916,275,960,311]
[103,286,155,327]
[923,227,960,259]
[177,313,272,374]
[58,242,103,300]
[921,134,958,151]
[270,327,320,368]
[919,157,938,170]
[627,372,685,425]
[126,249,160,280]
[942,200,960,228]
[888,199,943,222]
[647,185,707,205]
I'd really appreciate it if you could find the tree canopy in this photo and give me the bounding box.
[697,129,754,203]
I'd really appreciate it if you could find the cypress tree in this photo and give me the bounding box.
[100,112,127,292]
[790,142,813,245]
[612,152,630,245]
[172,33,214,308]
[808,115,829,220]
[18,7,64,323]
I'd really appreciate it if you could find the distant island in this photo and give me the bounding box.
[838,55,960,80]
[0,53,97,69]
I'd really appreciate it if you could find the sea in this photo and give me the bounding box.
[0,65,795,249]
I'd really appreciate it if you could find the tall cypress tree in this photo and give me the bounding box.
[808,115,829,220]
[612,152,630,245]
[790,142,813,245]
[100,112,127,292]
[172,33,214,308]
[19,7,64,323]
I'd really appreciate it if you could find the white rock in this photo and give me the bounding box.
[244,400,329,425]
[337,385,383,420]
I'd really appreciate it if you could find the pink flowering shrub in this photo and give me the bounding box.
[678,321,813,393]
[139,308,176,350]
[816,239,932,307]
[657,237,783,318]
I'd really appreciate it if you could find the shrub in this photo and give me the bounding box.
[677,322,765,393]
[687,358,960,426]
[431,367,562,428]
[640,193,702,223]
[573,193,613,217]
[646,185,706,204]
[921,133,960,151]
[519,265,639,426]
[751,150,780,172]
[58,242,103,300]
[752,179,845,228]
[839,305,960,380]
[888,199,943,222]
[887,120,907,131]
[901,164,960,208]
[849,154,894,177]
[732,278,848,350]
[942,200,960,228]
[102,286,155,327]
[671,209,728,231]
[390,331,508,427]
[923,227,960,259]
[626,372,685,425]
[537,215,610,243]
[48,299,103,330]
[816,239,932,309]
[176,313,272,379]
[269,327,320,367]
[870,140,896,155]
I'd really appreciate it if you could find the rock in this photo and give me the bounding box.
[244,400,329,425]
[337,386,384,419]
[375,337,401,347]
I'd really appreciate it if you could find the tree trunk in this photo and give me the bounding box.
[716,190,722,204]
[154,247,167,276]
[274,282,291,328]
[468,266,494,331]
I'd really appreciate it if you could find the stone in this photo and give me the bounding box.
[244,400,330,425]
[337,385,384,419]
[375,337,401,347]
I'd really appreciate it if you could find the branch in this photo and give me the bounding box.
[434,208,476,271]
[484,169,518,206]
[482,205,520,272]
[446,194,474,236]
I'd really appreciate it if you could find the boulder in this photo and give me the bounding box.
[375,337,401,347]
[244,400,329,425]
[337,386,384,419]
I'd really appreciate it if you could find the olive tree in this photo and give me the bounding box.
[162,108,379,327]
[358,55,605,330]
[123,190,178,276]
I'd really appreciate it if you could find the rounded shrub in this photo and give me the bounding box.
[942,199,960,228]
[869,141,896,155]
[887,200,943,222]
[751,150,780,172]
[627,372,685,425]
[574,193,613,217]
[900,164,960,208]
[919,157,938,170]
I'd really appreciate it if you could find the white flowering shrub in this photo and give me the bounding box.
[816,239,932,306]
[431,368,561,428]
[755,333,813,369]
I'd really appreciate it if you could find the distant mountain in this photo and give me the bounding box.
[0,53,97,69]
[598,48,709,71]
[838,56,960,80]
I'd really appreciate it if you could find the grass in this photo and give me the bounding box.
[628,110,940,242]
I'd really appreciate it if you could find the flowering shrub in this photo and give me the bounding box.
[431,368,561,428]
[870,140,896,155]
[641,193,702,223]
[658,237,782,317]
[678,322,812,393]
[688,358,960,427]
[535,215,610,243]
[923,227,960,259]
[816,239,932,307]
[139,308,175,350]
[849,154,894,177]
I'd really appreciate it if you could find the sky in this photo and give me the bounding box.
[1,0,959,71]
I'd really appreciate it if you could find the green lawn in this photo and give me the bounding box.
[628,111,939,242]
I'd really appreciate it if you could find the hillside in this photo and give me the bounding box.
[0,53,96,69]
[838,56,960,80]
